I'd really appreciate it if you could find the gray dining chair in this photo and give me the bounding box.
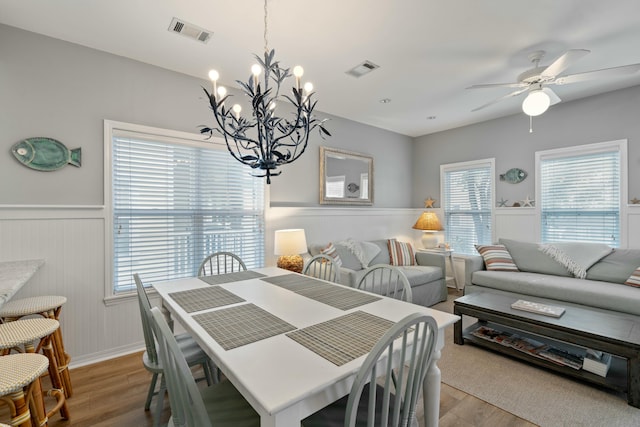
[134,274,215,427]
[149,306,260,427]
[301,312,438,427]
[356,264,413,303]
[198,252,247,276]
[302,254,339,283]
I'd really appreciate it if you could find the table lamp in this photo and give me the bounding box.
[412,212,443,249]
[274,229,308,273]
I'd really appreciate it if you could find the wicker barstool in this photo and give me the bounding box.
[0,354,49,427]
[0,296,72,398]
[0,318,69,421]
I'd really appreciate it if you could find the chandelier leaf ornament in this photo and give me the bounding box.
[200,0,330,184]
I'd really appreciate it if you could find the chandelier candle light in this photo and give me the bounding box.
[201,0,330,184]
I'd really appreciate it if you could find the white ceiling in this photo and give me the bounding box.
[2,0,640,137]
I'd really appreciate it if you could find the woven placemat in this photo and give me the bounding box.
[193,303,296,350]
[168,286,245,313]
[286,311,394,366]
[262,274,381,310]
[199,270,267,285]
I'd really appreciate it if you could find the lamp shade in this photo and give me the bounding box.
[522,89,551,116]
[412,212,443,231]
[274,229,308,255]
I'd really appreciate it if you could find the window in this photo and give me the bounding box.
[325,175,345,198]
[537,140,626,246]
[106,122,265,294]
[441,159,494,255]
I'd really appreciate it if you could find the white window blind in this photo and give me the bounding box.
[442,160,493,255]
[539,146,620,246]
[112,133,264,293]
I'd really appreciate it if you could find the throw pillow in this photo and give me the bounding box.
[321,243,343,267]
[624,267,640,287]
[475,244,519,271]
[387,239,415,266]
[358,241,382,267]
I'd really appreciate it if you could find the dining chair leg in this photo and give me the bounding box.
[144,372,159,411]
[153,374,167,427]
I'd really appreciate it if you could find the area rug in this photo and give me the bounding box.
[433,297,640,427]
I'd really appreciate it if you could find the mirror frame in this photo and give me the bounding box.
[319,146,374,205]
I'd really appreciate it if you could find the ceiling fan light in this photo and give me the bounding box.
[522,89,551,116]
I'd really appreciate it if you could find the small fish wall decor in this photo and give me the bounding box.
[499,167,527,184]
[11,137,81,172]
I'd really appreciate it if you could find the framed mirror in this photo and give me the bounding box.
[320,146,373,205]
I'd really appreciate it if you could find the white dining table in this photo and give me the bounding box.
[153,266,459,427]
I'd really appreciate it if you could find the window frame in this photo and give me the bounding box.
[103,120,267,300]
[440,158,496,255]
[535,139,628,247]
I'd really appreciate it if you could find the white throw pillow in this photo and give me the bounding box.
[359,241,381,267]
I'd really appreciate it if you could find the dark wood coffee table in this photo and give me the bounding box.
[454,292,640,408]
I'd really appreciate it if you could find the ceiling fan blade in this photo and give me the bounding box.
[467,82,528,89]
[471,87,529,112]
[553,63,640,85]
[541,49,590,78]
[542,87,561,105]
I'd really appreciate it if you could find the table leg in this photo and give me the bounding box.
[453,305,464,345]
[628,356,640,407]
[423,348,442,427]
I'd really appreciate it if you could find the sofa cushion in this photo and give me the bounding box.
[539,242,612,279]
[388,239,416,266]
[350,265,442,290]
[398,266,443,286]
[332,242,362,271]
[499,238,571,277]
[368,240,391,265]
[471,270,640,316]
[625,267,640,287]
[586,249,640,284]
[475,244,519,271]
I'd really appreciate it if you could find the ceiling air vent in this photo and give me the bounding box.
[345,60,380,78]
[168,17,212,44]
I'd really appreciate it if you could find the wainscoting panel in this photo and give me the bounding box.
[494,208,538,242]
[266,207,426,265]
[628,208,640,248]
[0,209,144,367]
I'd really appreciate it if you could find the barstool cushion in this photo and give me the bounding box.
[0,295,67,317]
[0,353,49,394]
[0,318,59,349]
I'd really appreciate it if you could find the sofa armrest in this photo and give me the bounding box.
[465,255,485,288]
[415,251,446,272]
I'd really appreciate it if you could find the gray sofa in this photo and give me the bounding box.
[308,239,447,307]
[465,238,640,316]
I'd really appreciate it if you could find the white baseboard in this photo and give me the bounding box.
[69,341,145,369]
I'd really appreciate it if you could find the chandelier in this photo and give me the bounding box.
[201,0,330,184]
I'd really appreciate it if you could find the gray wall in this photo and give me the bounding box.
[0,23,413,208]
[412,85,640,207]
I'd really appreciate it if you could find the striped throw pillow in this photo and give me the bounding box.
[387,239,415,266]
[321,243,342,267]
[624,267,640,287]
[475,245,519,271]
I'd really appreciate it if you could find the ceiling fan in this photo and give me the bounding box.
[468,49,640,116]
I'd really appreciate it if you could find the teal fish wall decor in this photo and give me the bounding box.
[499,168,527,184]
[11,137,81,172]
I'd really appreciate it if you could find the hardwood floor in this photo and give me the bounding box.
[2,349,536,427]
